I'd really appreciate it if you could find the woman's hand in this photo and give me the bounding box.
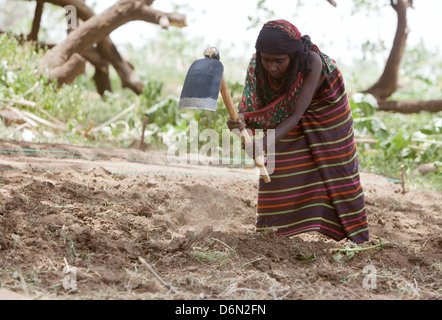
[226,114,267,159]
[227,113,246,132]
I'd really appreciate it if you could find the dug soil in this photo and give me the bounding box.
[0,139,440,300]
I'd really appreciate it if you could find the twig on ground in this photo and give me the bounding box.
[210,237,234,251]
[339,284,364,300]
[239,256,264,270]
[222,283,266,297]
[139,257,177,294]
[47,258,58,271]
[422,237,431,247]
[269,285,292,300]
[18,270,30,297]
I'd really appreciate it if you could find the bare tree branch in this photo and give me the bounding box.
[36,0,186,94]
[363,0,410,100]
[379,99,442,113]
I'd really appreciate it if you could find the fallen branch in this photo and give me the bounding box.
[6,106,38,128]
[21,110,66,132]
[0,97,67,128]
[0,97,37,108]
[6,106,66,132]
[8,123,31,139]
[378,99,442,114]
[0,109,26,125]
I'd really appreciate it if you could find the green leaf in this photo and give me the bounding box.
[420,129,433,135]
[296,253,316,262]
[332,253,344,263]
[351,93,379,117]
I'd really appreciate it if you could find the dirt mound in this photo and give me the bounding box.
[0,139,440,300]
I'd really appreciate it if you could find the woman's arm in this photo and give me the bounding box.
[263,51,324,152]
[228,51,325,158]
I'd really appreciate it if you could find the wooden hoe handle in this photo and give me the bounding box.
[220,76,271,183]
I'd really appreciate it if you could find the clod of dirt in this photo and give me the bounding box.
[89,167,112,177]
[101,271,121,285]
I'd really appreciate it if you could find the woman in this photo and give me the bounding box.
[228,20,369,243]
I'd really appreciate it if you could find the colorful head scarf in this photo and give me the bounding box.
[238,20,335,130]
[255,21,305,55]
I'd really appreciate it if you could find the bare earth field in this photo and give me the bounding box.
[0,139,440,300]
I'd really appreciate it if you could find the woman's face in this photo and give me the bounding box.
[260,52,291,80]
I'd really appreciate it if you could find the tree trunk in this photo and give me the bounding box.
[82,46,112,95]
[360,0,441,113]
[27,0,44,42]
[363,0,412,100]
[97,37,143,94]
[47,53,86,85]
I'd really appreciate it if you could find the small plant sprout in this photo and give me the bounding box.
[333,237,385,262]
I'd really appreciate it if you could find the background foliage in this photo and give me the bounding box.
[0,26,441,190]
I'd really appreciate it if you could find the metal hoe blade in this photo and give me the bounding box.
[179,57,224,111]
